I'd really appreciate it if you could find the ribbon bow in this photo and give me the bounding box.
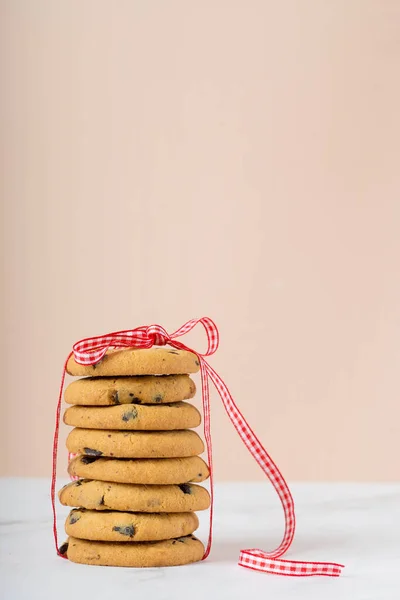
[51,317,344,577]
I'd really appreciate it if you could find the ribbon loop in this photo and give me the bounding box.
[169,317,220,357]
[52,317,343,577]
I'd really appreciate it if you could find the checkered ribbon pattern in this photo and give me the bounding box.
[51,317,344,577]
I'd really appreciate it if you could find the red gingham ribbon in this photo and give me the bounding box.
[51,317,344,576]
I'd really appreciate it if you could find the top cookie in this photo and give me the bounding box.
[66,348,200,377]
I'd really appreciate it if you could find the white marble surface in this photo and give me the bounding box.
[1,479,399,599]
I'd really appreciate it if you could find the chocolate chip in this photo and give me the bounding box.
[83,448,103,456]
[197,473,202,477]
[172,540,177,544]
[176,537,186,543]
[59,542,68,555]
[178,484,192,495]
[75,479,83,485]
[168,350,179,355]
[153,394,163,403]
[113,525,135,538]
[195,360,200,366]
[99,495,105,506]
[129,393,141,404]
[108,434,111,438]
[111,391,120,404]
[81,455,101,464]
[122,407,138,422]
[69,511,81,524]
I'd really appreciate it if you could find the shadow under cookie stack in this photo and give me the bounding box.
[57,347,210,567]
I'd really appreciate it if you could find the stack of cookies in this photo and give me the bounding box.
[57,347,210,567]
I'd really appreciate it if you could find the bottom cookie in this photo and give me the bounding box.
[63,535,205,567]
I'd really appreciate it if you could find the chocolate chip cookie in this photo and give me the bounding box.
[63,402,201,430]
[65,509,199,542]
[64,375,196,406]
[66,428,204,458]
[59,479,210,512]
[64,535,204,567]
[68,455,210,484]
[66,348,200,377]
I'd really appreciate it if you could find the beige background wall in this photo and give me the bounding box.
[1,1,399,480]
